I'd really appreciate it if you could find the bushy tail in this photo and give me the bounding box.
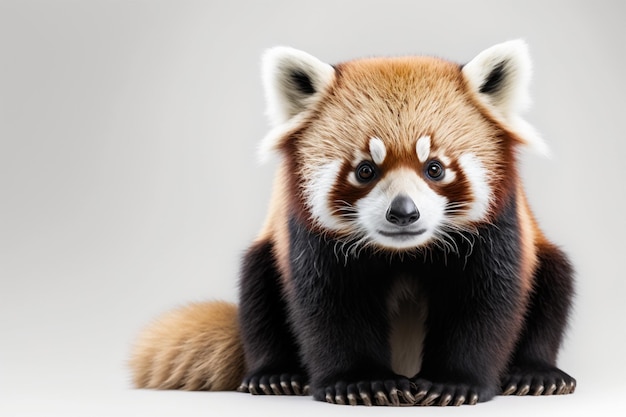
[129,301,245,391]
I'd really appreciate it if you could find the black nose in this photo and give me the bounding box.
[386,195,420,226]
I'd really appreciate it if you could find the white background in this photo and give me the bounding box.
[1,1,625,415]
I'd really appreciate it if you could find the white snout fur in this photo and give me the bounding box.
[356,168,447,249]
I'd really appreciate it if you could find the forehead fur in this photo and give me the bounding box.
[294,56,506,169]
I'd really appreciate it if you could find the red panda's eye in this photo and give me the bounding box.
[356,161,377,183]
[425,160,445,181]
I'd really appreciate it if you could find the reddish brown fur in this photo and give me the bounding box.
[517,186,541,296]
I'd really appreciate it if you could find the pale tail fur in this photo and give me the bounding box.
[129,301,244,391]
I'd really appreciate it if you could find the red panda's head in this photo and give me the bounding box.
[260,41,546,252]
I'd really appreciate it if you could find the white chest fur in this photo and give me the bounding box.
[387,275,427,378]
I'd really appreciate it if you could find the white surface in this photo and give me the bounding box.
[1,0,625,415]
[2,386,626,417]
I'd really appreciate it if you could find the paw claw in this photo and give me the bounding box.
[375,391,389,406]
[502,366,575,397]
[280,381,291,395]
[270,382,282,395]
[421,392,439,406]
[402,389,416,404]
[517,384,530,396]
[413,388,428,402]
[290,381,301,396]
[502,384,517,396]
[389,388,400,406]
[532,385,544,396]
[241,373,307,396]
[439,394,452,407]
[568,380,576,394]
[544,383,557,395]
[409,378,487,406]
[320,377,416,406]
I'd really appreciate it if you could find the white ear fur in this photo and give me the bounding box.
[262,46,335,126]
[258,47,335,162]
[463,40,549,156]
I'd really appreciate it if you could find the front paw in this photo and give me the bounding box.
[411,377,496,406]
[238,372,309,396]
[501,366,576,396]
[314,377,416,406]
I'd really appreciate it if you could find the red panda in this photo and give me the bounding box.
[130,40,575,406]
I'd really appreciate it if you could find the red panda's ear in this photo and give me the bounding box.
[258,47,335,162]
[463,40,549,156]
[262,47,335,126]
[463,40,532,116]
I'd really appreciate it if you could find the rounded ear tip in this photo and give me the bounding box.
[262,46,323,70]
[505,39,529,49]
[500,39,531,64]
[262,46,298,61]
[261,46,296,74]
[485,39,531,62]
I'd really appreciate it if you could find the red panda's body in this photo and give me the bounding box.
[130,41,575,406]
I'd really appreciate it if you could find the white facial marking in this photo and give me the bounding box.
[431,154,457,184]
[439,167,456,184]
[369,137,387,165]
[458,153,492,221]
[416,135,431,163]
[347,151,369,186]
[304,160,343,230]
[438,154,451,166]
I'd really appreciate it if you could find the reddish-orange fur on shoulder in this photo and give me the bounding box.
[129,301,244,391]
